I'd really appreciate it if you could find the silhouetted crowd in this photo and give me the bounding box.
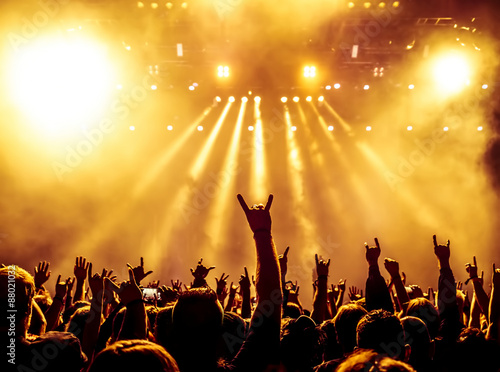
[2,194,500,371]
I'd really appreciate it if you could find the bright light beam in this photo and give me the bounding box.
[323,101,354,135]
[190,102,232,179]
[250,98,267,199]
[432,53,471,95]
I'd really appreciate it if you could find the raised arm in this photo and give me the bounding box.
[465,256,489,320]
[190,258,215,288]
[311,254,330,324]
[82,263,105,361]
[239,267,252,319]
[44,275,67,331]
[365,238,394,312]
[487,264,500,342]
[74,256,89,302]
[384,258,410,314]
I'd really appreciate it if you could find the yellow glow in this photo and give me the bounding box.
[293,97,299,102]
[364,2,371,8]
[217,65,230,78]
[408,84,415,90]
[251,99,266,200]
[181,2,188,8]
[151,2,158,8]
[229,96,235,102]
[306,96,312,102]
[348,2,355,8]
[334,83,341,89]
[129,126,135,131]
[328,125,334,131]
[254,96,261,103]
[477,126,483,131]
[7,36,115,139]
[166,2,173,9]
[432,53,470,94]
[366,126,372,131]
[318,96,324,102]
[392,1,400,7]
[167,125,173,131]
[304,66,316,78]
[364,84,370,90]
[138,2,144,8]
[281,97,288,103]
[378,2,386,8]
[242,97,248,102]
[197,125,204,131]
[407,125,413,131]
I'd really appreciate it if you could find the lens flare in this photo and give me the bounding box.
[432,53,471,94]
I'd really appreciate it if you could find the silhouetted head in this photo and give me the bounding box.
[401,316,433,370]
[336,349,415,372]
[405,298,440,340]
[89,339,179,372]
[334,303,368,355]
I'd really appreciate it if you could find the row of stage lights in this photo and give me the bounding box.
[346,1,400,9]
[137,1,188,9]
[128,124,485,132]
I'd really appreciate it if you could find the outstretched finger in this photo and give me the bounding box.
[57,274,61,284]
[140,257,145,267]
[284,246,290,258]
[208,266,216,271]
[144,270,153,278]
[264,194,273,211]
[364,242,369,251]
[244,267,249,278]
[88,263,93,282]
[315,254,319,265]
[433,235,438,247]
[237,194,250,213]
[106,277,120,292]
[198,258,203,265]
[447,240,450,248]
[128,268,136,284]
[374,238,380,249]
[327,259,331,267]
[473,256,477,267]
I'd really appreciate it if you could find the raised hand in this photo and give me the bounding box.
[279,246,290,277]
[126,257,153,285]
[433,235,450,262]
[365,238,381,266]
[239,267,251,293]
[229,282,239,297]
[74,256,90,282]
[158,285,179,305]
[328,284,339,301]
[338,279,346,292]
[465,256,479,281]
[190,258,215,280]
[34,261,51,289]
[54,275,67,300]
[348,286,363,301]
[409,284,424,298]
[237,194,273,233]
[215,273,229,303]
[384,258,400,278]
[315,254,330,277]
[87,263,105,300]
[171,279,183,293]
[107,269,142,305]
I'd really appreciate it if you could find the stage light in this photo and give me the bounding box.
[167,125,173,131]
[215,96,222,102]
[366,126,372,131]
[242,97,248,102]
[151,85,158,90]
[181,2,188,8]
[318,96,324,102]
[378,2,386,8]
[363,84,370,90]
[306,96,312,102]
[482,84,488,89]
[477,126,483,131]
[364,2,371,8]
[328,125,334,131]
[407,125,413,131]
[392,1,400,7]
[293,96,299,102]
[348,2,355,8]
[228,96,235,102]
[408,84,415,90]
[334,83,341,89]
[166,2,173,8]
[291,126,297,132]
[304,66,316,78]
[197,125,204,131]
[116,84,122,90]
[248,126,254,131]
[7,36,115,138]
[137,2,144,8]
[188,85,195,91]
[432,53,470,94]
[129,126,135,131]
[443,126,449,131]
[217,65,230,78]
[254,96,261,102]
[325,85,332,90]
[151,2,158,9]
[281,97,288,103]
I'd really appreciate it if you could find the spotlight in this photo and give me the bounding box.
[432,53,470,94]
[363,2,371,8]
[248,126,254,131]
[303,66,316,78]
[334,83,341,89]
[242,97,248,102]
[366,126,372,131]
[482,84,489,89]
[291,126,297,132]
[167,125,173,131]
[166,2,173,8]
[281,97,288,103]
[129,126,135,131]
[378,2,386,8]
[407,125,413,131]
[151,2,158,9]
[217,65,230,78]
[347,1,355,8]
[408,84,415,90]
[325,85,332,90]
[328,125,334,131]
[137,2,144,8]
[363,85,370,90]
[197,125,204,131]
[116,84,122,90]
[477,126,483,131]
[254,96,261,103]
[318,96,324,102]
[306,96,312,102]
[215,96,221,102]
[392,1,400,7]
[188,85,195,91]
[228,96,235,102]
[151,85,157,90]
[181,2,188,8]
[293,96,299,102]
[443,126,449,131]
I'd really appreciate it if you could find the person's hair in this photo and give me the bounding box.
[450,327,500,372]
[334,303,368,354]
[0,265,35,331]
[217,311,247,360]
[62,300,91,325]
[401,316,432,370]
[405,298,440,340]
[283,302,302,319]
[33,293,53,313]
[88,339,179,372]
[280,315,325,372]
[28,300,47,336]
[336,349,416,372]
[356,309,406,360]
[155,306,174,349]
[65,306,94,344]
[319,319,342,362]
